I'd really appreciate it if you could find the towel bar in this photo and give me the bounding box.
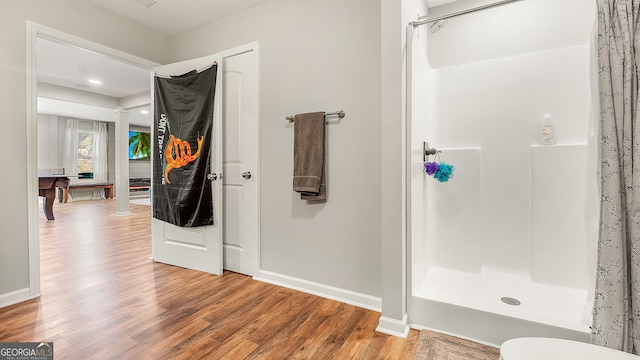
[286,110,345,123]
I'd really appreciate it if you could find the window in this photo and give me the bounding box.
[77,131,94,174]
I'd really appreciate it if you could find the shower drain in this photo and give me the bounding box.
[501,297,521,306]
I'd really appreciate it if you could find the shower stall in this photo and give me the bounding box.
[406,0,598,345]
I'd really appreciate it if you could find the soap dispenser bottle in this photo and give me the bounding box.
[540,114,556,145]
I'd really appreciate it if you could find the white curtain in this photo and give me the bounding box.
[592,0,640,353]
[584,15,601,329]
[92,121,108,199]
[63,119,79,185]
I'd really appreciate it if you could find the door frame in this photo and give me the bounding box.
[26,22,159,298]
[219,42,261,276]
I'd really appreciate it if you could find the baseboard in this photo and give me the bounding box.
[376,313,410,338]
[0,288,33,309]
[254,270,382,312]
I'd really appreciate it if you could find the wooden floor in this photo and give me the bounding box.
[0,200,420,359]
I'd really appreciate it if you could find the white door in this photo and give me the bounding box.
[151,54,224,275]
[221,45,259,276]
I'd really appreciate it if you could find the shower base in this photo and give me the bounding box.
[410,266,592,345]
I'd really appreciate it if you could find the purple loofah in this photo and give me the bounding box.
[424,161,439,175]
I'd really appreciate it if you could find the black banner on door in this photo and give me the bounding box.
[152,64,217,227]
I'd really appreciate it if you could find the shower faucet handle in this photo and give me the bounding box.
[423,142,440,161]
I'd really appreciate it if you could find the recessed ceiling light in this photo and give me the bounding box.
[89,79,102,85]
[140,110,149,114]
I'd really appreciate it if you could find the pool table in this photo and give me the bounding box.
[38,176,70,220]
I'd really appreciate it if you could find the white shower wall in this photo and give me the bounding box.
[421,44,592,287]
[408,0,597,345]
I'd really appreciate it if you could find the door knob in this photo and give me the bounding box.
[207,173,219,181]
[242,171,252,180]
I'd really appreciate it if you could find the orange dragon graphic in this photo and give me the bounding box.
[164,133,204,184]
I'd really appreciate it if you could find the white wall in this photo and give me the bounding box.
[38,83,120,110]
[128,161,151,180]
[407,0,432,295]
[37,114,64,173]
[0,0,169,299]
[170,0,383,299]
[377,0,416,335]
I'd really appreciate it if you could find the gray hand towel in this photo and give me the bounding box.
[293,112,326,200]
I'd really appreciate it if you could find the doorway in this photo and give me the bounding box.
[27,22,159,297]
[28,24,260,298]
[150,43,260,277]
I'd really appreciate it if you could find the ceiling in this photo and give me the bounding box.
[86,0,461,36]
[37,36,152,126]
[38,38,150,99]
[36,0,275,127]
[88,0,271,36]
[426,0,461,6]
[86,0,461,37]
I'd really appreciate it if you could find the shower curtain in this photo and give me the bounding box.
[92,121,108,200]
[63,118,79,184]
[593,0,640,353]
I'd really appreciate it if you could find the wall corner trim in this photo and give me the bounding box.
[376,313,410,338]
[0,288,35,309]
[254,270,382,312]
